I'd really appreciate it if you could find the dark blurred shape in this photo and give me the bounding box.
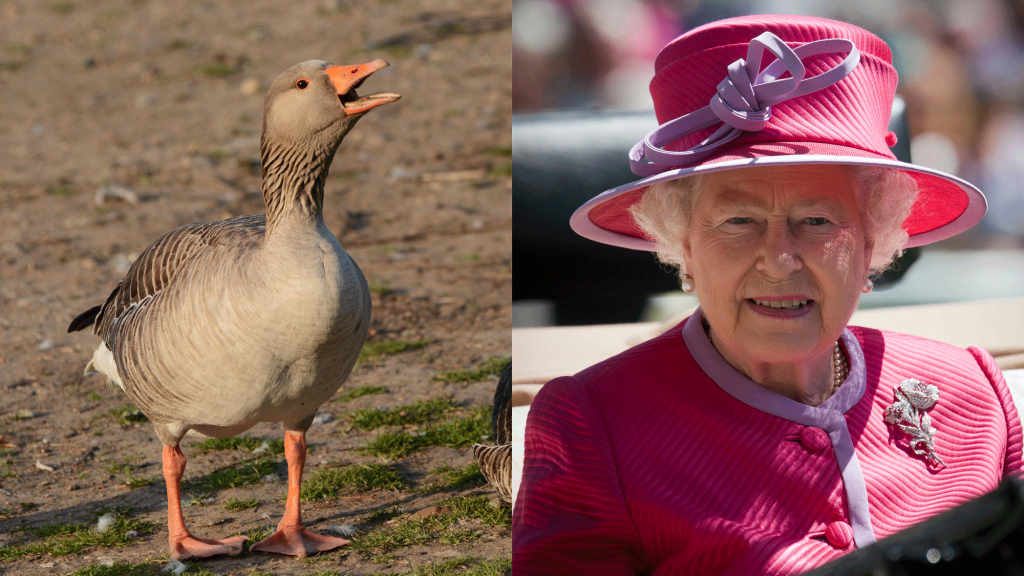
[800,476,1024,575]
[513,98,919,325]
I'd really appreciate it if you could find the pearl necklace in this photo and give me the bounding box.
[702,316,849,394]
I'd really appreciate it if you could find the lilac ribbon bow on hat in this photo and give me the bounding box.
[629,32,861,177]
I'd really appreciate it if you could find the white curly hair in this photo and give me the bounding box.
[628,165,919,282]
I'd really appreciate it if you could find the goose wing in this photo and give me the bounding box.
[473,443,512,502]
[69,214,266,348]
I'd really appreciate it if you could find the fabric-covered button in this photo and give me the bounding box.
[800,427,830,452]
[825,521,853,548]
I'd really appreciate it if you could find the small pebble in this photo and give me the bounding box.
[98,557,115,567]
[261,473,279,483]
[126,530,138,537]
[410,506,451,519]
[37,338,54,351]
[312,412,333,425]
[240,78,261,96]
[34,460,55,472]
[95,184,139,206]
[388,166,419,181]
[251,441,270,454]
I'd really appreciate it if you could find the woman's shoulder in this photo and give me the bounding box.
[849,325,1009,406]
[571,319,694,383]
[849,325,988,366]
[535,319,703,410]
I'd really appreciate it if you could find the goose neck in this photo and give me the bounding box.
[260,138,339,235]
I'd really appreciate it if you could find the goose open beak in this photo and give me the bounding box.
[326,59,401,116]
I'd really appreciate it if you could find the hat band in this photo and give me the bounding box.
[629,32,861,176]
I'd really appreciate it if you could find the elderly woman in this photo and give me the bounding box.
[513,14,1023,575]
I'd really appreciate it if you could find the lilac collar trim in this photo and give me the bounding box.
[681,308,876,548]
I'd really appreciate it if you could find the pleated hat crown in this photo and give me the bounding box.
[651,15,896,161]
[571,14,986,251]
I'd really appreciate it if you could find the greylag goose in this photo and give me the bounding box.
[473,360,511,502]
[68,60,399,560]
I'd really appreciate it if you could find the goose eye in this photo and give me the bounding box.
[296,79,309,90]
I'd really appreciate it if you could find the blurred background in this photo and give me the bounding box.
[512,0,1024,326]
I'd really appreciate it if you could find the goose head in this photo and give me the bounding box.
[261,59,400,153]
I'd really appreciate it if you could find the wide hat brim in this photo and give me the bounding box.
[572,15,987,251]
[570,141,986,251]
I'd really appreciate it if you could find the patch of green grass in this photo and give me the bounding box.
[333,385,387,402]
[485,145,512,157]
[367,505,404,523]
[433,356,510,383]
[358,339,429,362]
[359,432,419,460]
[489,163,512,177]
[109,404,147,426]
[49,2,74,14]
[347,398,459,430]
[48,184,75,196]
[68,561,163,576]
[103,458,154,489]
[193,436,284,455]
[350,510,479,556]
[223,497,260,511]
[197,63,236,77]
[368,279,394,296]
[122,475,155,489]
[381,44,413,59]
[86,391,104,402]
[418,462,487,492]
[301,463,404,501]
[0,506,155,562]
[358,406,491,460]
[237,523,273,542]
[439,494,511,527]
[380,556,511,576]
[184,458,278,490]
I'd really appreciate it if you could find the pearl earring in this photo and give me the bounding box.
[681,274,695,293]
[862,277,874,293]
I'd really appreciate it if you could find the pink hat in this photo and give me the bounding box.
[570,15,986,250]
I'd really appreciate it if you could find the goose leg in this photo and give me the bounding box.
[251,429,348,557]
[163,445,248,560]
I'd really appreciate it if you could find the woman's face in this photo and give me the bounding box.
[683,164,871,366]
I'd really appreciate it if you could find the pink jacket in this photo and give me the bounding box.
[513,311,1023,575]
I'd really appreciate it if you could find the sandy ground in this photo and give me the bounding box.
[0,0,511,574]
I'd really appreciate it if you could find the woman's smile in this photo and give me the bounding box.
[745,297,815,317]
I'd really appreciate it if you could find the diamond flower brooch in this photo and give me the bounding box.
[884,379,946,467]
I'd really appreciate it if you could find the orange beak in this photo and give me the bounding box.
[325,59,401,115]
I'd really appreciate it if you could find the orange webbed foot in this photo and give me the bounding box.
[169,533,248,560]
[251,526,348,557]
